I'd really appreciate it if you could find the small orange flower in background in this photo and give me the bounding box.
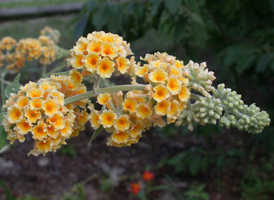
[130,183,141,195]
[142,171,154,181]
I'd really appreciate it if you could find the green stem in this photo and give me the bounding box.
[191,93,203,101]
[45,61,67,77]
[64,84,146,105]
[0,68,7,111]
[42,65,47,78]
[219,104,244,118]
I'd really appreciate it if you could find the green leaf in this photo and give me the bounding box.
[74,14,88,39]
[200,156,209,172]
[270,61,274,72]
[106,4,123,33]
[88,125,103,145]
[0,179,15,200]
[256,53,274,73]
[224,46,242,68]
[167,152,187,165]
[147,185,170,192]
[236,54,257,75]
[92,3,109,30]
[216,155,225,167]
[0,125,7,150]
[150,0,162,16]
[5,74,21,98]
[189,155,201,176]
[164,0,181,14]
[174,17,186,42]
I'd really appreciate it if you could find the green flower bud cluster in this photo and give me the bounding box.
[175,103,196,131]
[54,46,70,60]
[193,97,223,125]
[213,84,270,134]
[183,61,216,98]
[236,104,270,134]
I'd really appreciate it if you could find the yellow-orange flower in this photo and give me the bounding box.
[151,60,168,69]
[167,100,180,117]
[69,53,84,69]
[155,100,171,116]
[27,87,44,98]
[122,99,138,113]
[101,42,118,58]
[36,140,52,154]
[170,66,182,76]
[135,64,149,77]
[149,68,168,83]
[50,90,65,105]
[111,131,129,144]
[136,104,152,119]
[47,112,65,130]
[175,60,184,69]
[167,75,182,95]
[69,69,83,84]
[16,118,31,134]
[32,120,47,140]
[16,96,29,108]
[42,98,60,117]
[97,57,115,78]
[178,85,190,102]
[7,106,23,123]
[47,125,59,138]
[114,115,130,131]
[153,84,170,102]
[73,37,88,54]
[97,93,112,105]
[129,124,143,138]
[83,52,100,73]
[87,39,102,54]
[90,111,100,129]
[25,108,42,123]
[116,56,130,74]
[30,98,43,109]
[99,110,117,128]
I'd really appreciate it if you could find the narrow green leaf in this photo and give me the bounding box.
[0,179,15,200]
[88,125,103,145]
[0,125,7,150]
[167,152,187,165]
[174,21,186,42]
[236,55,257,75]
[147,185,170,192]
[256,53,274,73]
[270,61,274,72]
[5,74,21,98]
[164,0,181,14]
[150,0,162,16]
[189,155,201,176]
[74,14,88,39]
[224,46,242,68]
[106,4,123,33]
[200,156,209,172]
[92,3,109,30]
[0,112,6,123]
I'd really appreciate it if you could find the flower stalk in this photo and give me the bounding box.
[64,85,146,105]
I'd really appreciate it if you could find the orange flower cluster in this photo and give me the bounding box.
[135,52,191,124]
[2,72,89,156]
[67,31,134,78]
[89,90,151,147]
[0,27,60,72]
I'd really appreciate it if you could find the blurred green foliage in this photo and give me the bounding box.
[73,0,274,78]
